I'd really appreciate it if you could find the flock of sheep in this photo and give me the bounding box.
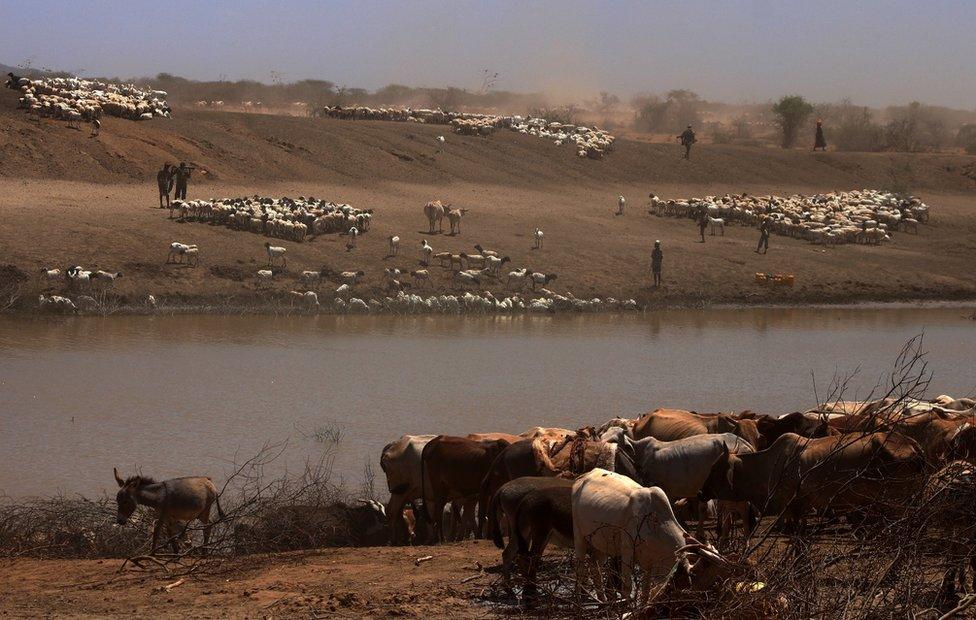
[6,74,171,122]
[650,189,930,246]
[170,196,372,243]
[318,105,615,158]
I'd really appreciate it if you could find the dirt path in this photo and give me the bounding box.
[0,542,504,618]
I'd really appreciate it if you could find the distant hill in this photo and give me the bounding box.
[1,86,975,193]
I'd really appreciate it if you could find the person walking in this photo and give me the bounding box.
[90,118,100,137]
[698,208,708,242]
[756,217,770,254]
[174,162,193,201]
[814,119,827,151]
[651,240,663,287]
[678,125,697,160]
[157,163,174,209]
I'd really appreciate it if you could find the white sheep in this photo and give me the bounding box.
[410,269,430,286]
[530,272,557,291]
[38,294,76,312]
[39,268,62,280]
[265,242,287,267]
[289,290,320,307]
[473,244,498,258]
[485,255,511,275]
[507,268,529,289]
[338,270,365,285]
[91,270,122,284]
[256,269,274,285]
[300,270,322,284]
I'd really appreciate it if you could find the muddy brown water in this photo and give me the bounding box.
[1,306,974,498]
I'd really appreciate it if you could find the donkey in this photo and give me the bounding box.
[114,468,224,554]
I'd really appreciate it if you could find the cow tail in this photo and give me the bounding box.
[419,442,431,523]
[215,494,226,520]
[487,486,504,549]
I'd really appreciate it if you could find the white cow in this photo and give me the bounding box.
[572,468,691,603]
[380,434,437,544]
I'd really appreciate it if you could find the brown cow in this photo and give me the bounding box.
[632,408,762,449]
[825,413,888,434]
[754,412,832,448]
[893,413,976,467]
[700,432,926,533]
[486,476,575,593]
[479,434,636,537]
[420,435,513,543]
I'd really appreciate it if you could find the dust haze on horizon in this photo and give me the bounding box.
[1,0,975,110]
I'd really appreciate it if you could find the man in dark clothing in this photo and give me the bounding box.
[651,240,663,287]
[174,162,192,200]
[814,119,827,151]
[678,125,697,159]
[698,208,708,242]
[756,218,770,254]
[157,163,174,209]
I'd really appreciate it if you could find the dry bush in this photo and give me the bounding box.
[0,495,156,558]
[0,426,379,570]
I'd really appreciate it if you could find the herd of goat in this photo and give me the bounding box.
[650,189,930,245]
[319,105,616,158]
[5,74,170,122]
[373,395,976,604]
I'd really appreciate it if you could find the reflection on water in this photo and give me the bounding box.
[1,307,974,497]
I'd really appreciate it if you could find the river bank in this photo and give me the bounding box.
[0,543,500,618]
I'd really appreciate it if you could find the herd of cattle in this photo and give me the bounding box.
[170,196,371,242]
[650,189,930,246]
[5,73,171,122]
[379,395,976,600]
[318,105,616,158]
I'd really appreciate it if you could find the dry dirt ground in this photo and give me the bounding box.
[2,89,976,311]
[0,542,503,619]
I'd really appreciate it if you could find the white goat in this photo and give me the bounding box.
[507,268,529,289]
[709,217,725,235]
[485,255,511,275]
[265,242,287,267]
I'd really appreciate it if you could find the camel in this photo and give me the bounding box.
[424,201,450,234]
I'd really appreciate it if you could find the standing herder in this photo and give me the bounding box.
[651,240,663,287]
[697,206,708,243]
[756,217,770,254]
[616,195,626,216]
[814,119,827,151]
[174,162,193,201]
[90,118,100,137]
[157,163,174,209]
[678,125,697,160]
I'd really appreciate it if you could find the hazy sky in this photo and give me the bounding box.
[2,0,974,108]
